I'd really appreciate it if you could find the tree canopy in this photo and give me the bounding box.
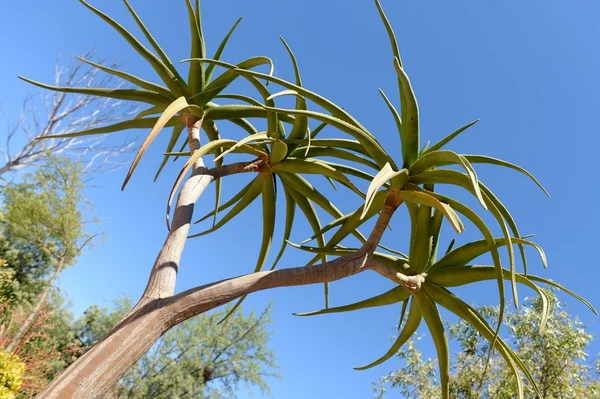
[375,291,600,398]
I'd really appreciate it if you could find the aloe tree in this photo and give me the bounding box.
[22,1,594,398]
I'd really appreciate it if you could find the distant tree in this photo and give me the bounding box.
[374,291,600,399]
[74,299,278,399]
[0,295,82,398]
[0,51,136,180]
[0,156,95,353]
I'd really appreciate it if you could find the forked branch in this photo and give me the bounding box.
[142,115,268,301]
[38,182,402,398]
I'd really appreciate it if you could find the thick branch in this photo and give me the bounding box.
[140,116,205,300]
[141,115,267,300]
[38,200,399,398]
[38,255,393,398]
[167,204,400,319]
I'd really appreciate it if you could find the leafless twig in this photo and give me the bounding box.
[0,50,138,180]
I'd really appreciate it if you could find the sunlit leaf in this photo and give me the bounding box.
[295,286,410,316]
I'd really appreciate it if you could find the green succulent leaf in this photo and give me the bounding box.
[430,237,546,272]
[463,155,549,197]
[214,132,274,162]
[201,120,225,226]
[310,190,388,250]
[411,171,518,306]
[409,203,433,273]
[418,189,506,357]
[79,0,185,95]
[193,178,255,225]
[287,139,370,157]
[277,172,344,222]
[318,161,378,184]
[285,185,328,307]
[429,266,550,332]
[423,119,479,155]
[295,285,410,316]
[410,150,486,209]
[288,242,407,271]
[188,57,273,105]
[154,124,186,181]
[273,158,363,197]
[18,76,170,106]
[355,297,422,370]
[168,139,265,229]
[426,283,538,399]
[76,56,173,99]
[269,140,288,164]
[255,174,277,273]
[373,0,405,108]
[188,176,264,238]
[410,170,531,277]
[362,163,408,219]
[206,17,243,83]
[234,69,369,133]
[428,209,444,267]
[478,182,529,276]
[135,105,166,119]
[417,292,449,399]
[185,0,206,95]
[264,106,392,169]
[378,88,402,141]
[302,147,380,170]
[393,58,419,167]
[123,97,201,190]
[41,117,178,139]
[215,93,263,107]
[526,276,597,315]
[270,187,296,270]
[397,190,464,234]
[122,0,187,90]
[191,58,280,137]
[299,214,352,245]
[398,299,409,330]
[279,37,309,148]
[202,103,292,124]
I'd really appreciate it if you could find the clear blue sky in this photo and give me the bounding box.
[2,0,599,397]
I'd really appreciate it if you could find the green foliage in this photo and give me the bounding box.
[0,158,94,396]
[374,292,600,399]
[74,297,132,347]
[0,226,53,307]
[0,258,19,306]
[0,351,25,399]
[1,156,89,271]
[288,2,592,396]
[74,299,278,398]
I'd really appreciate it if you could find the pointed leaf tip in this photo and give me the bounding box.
[361,163,407,219]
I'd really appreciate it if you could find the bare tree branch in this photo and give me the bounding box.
[0,50,137,180]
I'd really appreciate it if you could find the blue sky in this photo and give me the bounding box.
[2,0,600,397]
